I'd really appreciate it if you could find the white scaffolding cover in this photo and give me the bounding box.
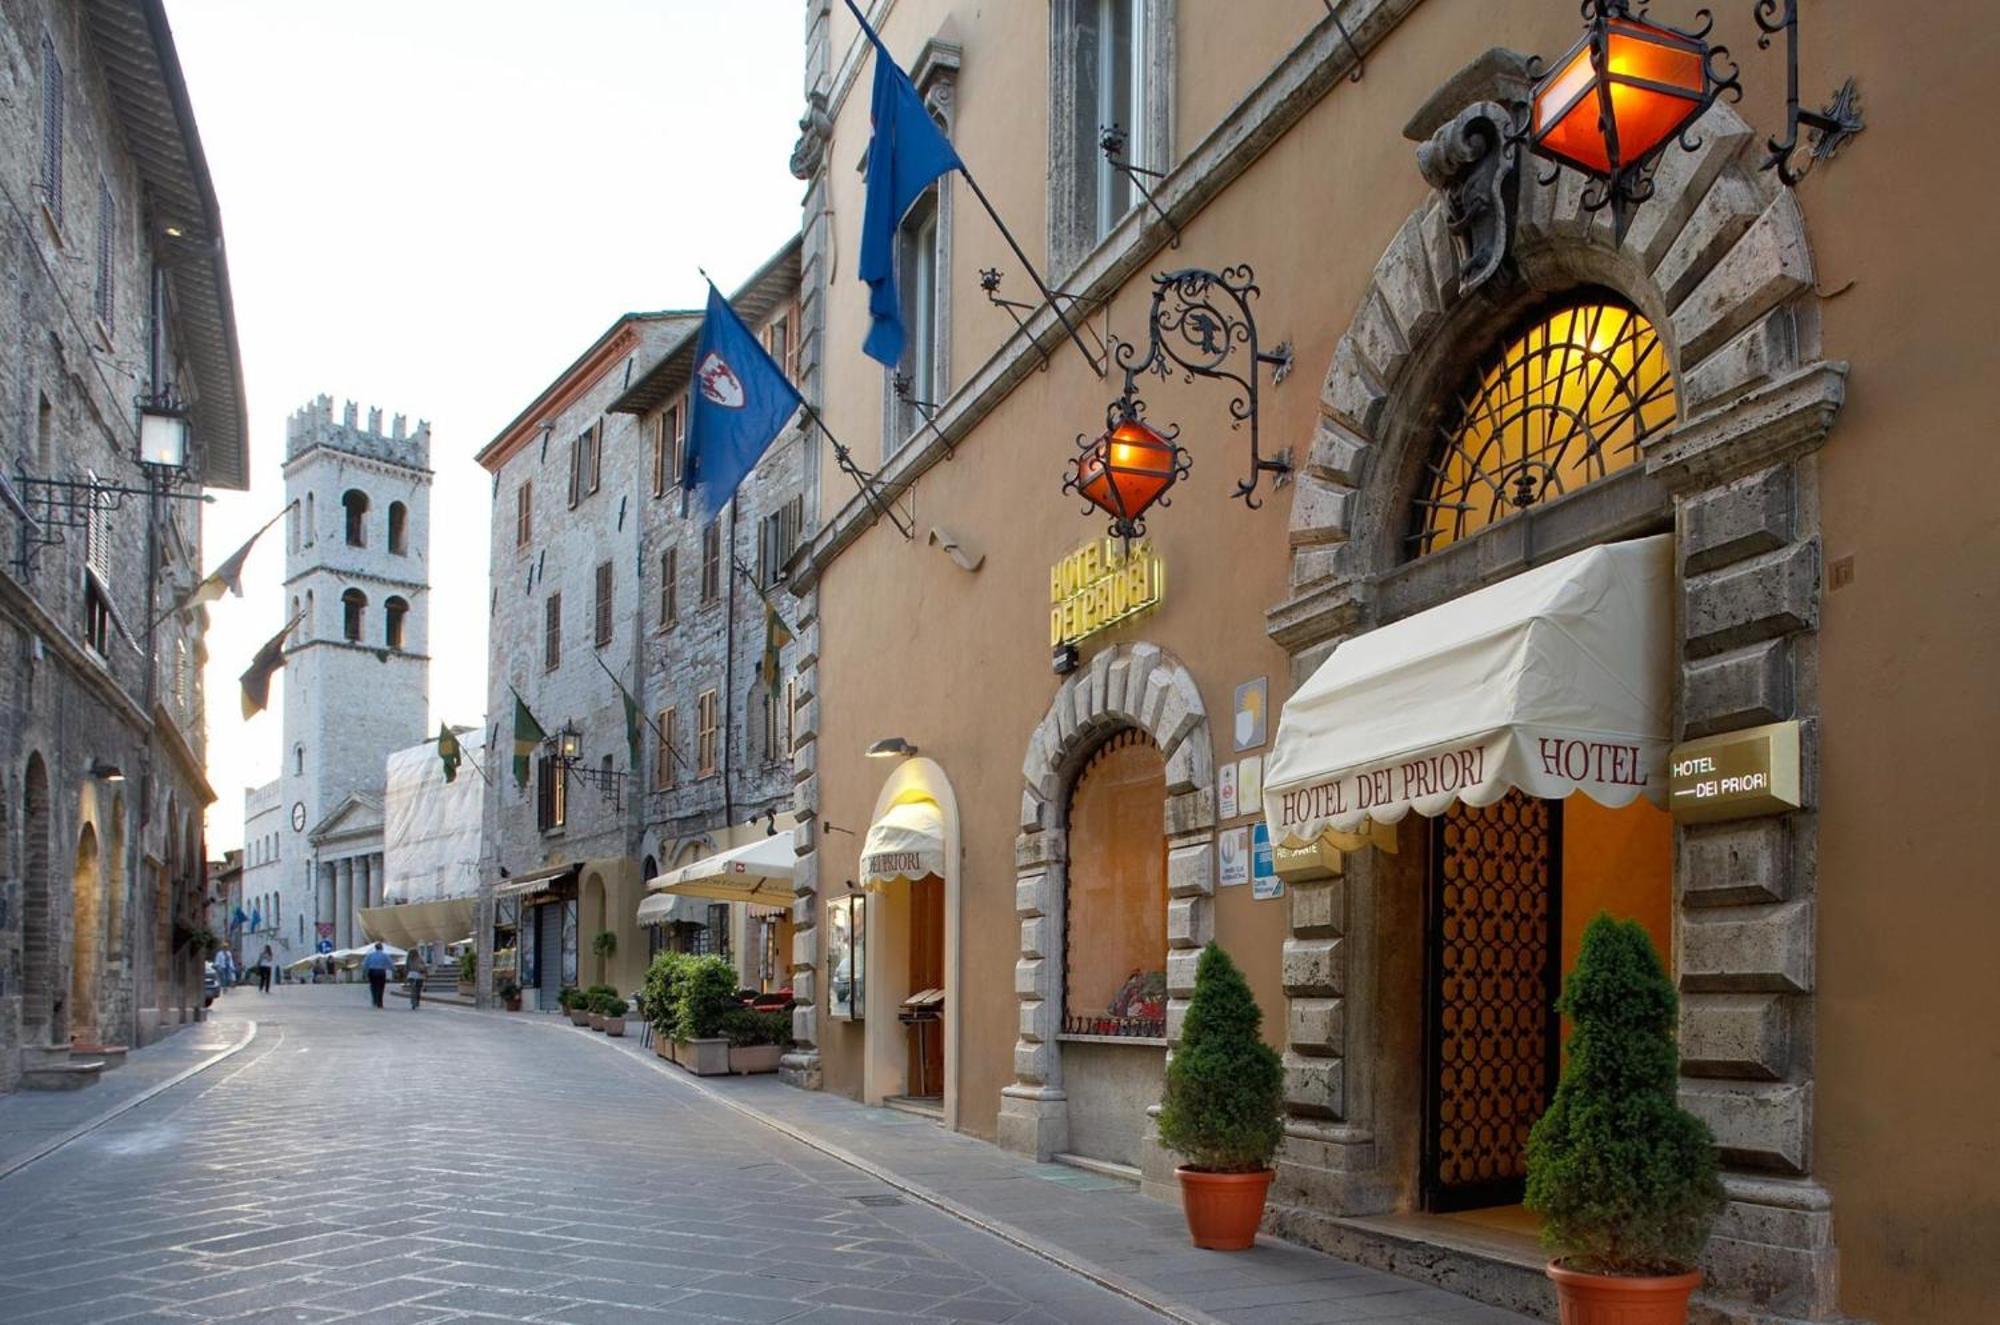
[383,727,486,904]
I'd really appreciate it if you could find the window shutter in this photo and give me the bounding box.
[41,35,62,224]
[594,561,613,646]
[95,178,113,328]
[568,435,581,508]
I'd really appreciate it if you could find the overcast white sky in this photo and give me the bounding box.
[167,1,805,851]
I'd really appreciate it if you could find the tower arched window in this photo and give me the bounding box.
[294,744,304,776]
[384,596,409,650]
[342,489,369,547]
[1409,297,1677,559]
[387,502,408,556]
[304,492,315,546]
[341,588,367,641]
[305,589,314,633]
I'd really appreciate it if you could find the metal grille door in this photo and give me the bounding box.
[1424,791,1561,1211]
[537,903,563,1002]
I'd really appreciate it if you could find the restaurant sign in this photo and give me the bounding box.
[1667,720,1802,824]
[1050,537,1164,647]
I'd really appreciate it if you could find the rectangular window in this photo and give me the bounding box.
[593,561,613,647]
[568,424,600,507]
[1087,0,1145,240]
[764,316,790,380]
[516,481,533,547]
[83,577,111,657]
[1051,0,1162,275]
[652,404,682,497]
[544,592,562,670]
[758,494,806,588]
[659,547,678,627]
[40,33,63,228]
[536,753,566,831]
[697,688,719,777]
[700,521,721,603]
[655,706,676,790]
[94,178,113,330]
[891,193,940,455]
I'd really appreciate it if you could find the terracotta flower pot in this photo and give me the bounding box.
[1546,1262,1701,1325]
[605,1017,626,1037]
[588,1013,606,1031]
[1176,1168,1273,1250]
[502,996,521,1012]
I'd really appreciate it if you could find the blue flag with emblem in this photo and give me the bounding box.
[850,0,962,367]
[248,905,262,933]
[230,905,247,933]
[683,280,803,519]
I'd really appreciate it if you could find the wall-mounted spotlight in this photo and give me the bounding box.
[866,737,919,760]
[90,761,125,783]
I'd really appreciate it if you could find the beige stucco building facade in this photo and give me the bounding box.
[773,4,1999,1323]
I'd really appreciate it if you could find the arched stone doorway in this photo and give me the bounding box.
[70,822,103,1048]
[21,755,56,1045]
[581,870,609,985]
[1001,641,1216,1199]
[1265,92,1845,1321]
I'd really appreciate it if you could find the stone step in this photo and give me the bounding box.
[19,1061,104,1091]
[70,1044,128,1069]
[20,1044,74,1069]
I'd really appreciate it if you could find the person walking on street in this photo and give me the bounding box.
[362,942,395,1008]
[256,945,275,994]
[213,946,234,992]
[405,946,428,1009]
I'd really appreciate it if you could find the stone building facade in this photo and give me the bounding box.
[240,396,430,972]
[607,241,806,987]
[0,0,246,1088]
[474,313,696,1004]
[776,2,1994,1323]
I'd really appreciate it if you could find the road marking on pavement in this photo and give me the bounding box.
[448,1004,1227,1325]
[0,1019,259,1183]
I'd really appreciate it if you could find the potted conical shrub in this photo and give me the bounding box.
[1526,914,1725,1325]
[1156,942,1284,1250]
[601,993,629,1037]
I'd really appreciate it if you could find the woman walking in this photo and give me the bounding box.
[256,944,275,994]
[405,945,428,1009]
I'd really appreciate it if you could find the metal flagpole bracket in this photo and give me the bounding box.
[892,373,956,459]
[1099,125,1180,248]
[1321,0,1367,82]
[1754,0,1864,186]
[979,269,1106,373]
[1111,264,1295,509]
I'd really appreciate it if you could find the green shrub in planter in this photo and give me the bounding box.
[718,1006,791,1047]
[556,985,580,1013]
[674,955,739,1041]
[458,950,477,983]
[498,979,521,1002]
[1156,942,1284,1172]
[601,995,629,1019]
[640,953,690,1040]
[1526,913,1725,1276]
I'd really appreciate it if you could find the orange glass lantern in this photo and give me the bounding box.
[1528,2,1726,236]
[1065,411,1190,540]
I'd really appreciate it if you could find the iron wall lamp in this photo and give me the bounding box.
[1521,1,1861,237]
[1064,407,1190,541]
[90,760,125,782]
[137,393,191,472]
[865,737,919,759]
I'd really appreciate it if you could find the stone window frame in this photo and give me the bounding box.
[880,40,959,463]
[1000,640,1214,1200]
[1266,98,1848,1322]
[1046,0,1175,282]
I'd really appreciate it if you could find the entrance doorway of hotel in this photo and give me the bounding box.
[1420,789,1670,1216]
[904,875,944,1098]
[859,763,955,1119]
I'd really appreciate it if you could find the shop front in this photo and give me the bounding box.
[644,829,798,994]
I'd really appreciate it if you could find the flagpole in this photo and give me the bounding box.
[795,398,914,540]
[954,166,1104,377]
[437,727,494,787]
[151,500,297,631]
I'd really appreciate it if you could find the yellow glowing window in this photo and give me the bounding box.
[1412,301,1676,557]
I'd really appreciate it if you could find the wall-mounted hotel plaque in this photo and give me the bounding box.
[1668,720,1802,824]
[1050,537,1164,648]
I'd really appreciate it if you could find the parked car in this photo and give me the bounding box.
[202,961,220,1008]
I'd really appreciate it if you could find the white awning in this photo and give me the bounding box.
[636,891,709,927]
[494,863,576,898]
[1264,535,1673,845]
[647,835,794,907]
[359,898,477,949]
[861,797,946,891]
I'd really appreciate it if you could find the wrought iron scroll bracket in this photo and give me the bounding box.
[1099,126,1181,248]
[1112,265,1294,509]
[1754,0,1863,186]
[892,372,956,459]
[9,468,210,574]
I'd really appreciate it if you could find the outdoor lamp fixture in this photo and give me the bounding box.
[1523,1,1861,238]
[137,392,191,472]
[1064,407,1190,541]
[557,725,583,762]
[1061,265,1292,539]
[865,737,919,760]
[89,760,125,783]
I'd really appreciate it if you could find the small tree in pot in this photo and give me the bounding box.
[599,992,629,1037]
[498,979,521,1012]
[1156,943,1284,1250]
[1526,914,1724,1325]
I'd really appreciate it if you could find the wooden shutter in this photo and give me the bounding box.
[40,34,62,224]
[594,561,613,647]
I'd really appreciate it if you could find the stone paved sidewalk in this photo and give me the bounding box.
[550,1012,1534,1325]
[0,1008,252,1178]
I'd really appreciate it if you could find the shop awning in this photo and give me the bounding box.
[861,797,946,890]
[358,897,478,949]
[636,891,709,928]
[1264,535,1674,845]
[494,863,577,899]
[647,835,794,907]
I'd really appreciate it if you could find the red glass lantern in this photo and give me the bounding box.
[1529,3,1722,235]
[1065,412,1189,539]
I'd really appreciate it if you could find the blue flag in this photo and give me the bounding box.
[248,905,262,933]
[684,280,802,519]
[850,0,961,367]
[230,905,247,933]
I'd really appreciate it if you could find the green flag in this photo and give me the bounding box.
[511,688,546,789]
[749,581,794,699]
[591,653,644,773]
[437,723,461,783]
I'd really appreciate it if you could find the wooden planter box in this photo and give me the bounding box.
[604,1017,627,1037]
[653,1035,672,1060]
[672,1037,730,1076]
[728,1043,784,1075]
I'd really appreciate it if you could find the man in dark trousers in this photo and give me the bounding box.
[361,942,396,1009]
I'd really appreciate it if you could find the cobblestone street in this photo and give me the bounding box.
[0,990,1529,1325]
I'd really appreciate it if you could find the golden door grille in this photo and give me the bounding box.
[1424,791,1562,1211]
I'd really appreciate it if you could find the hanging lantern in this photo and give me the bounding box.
[1064,410,1190,541]
[1528,2,1726,236]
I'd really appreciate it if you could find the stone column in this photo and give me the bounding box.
[336,858,353,950]
[373,852,387,908]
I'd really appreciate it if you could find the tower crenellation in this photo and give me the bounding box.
[285,393,431,469]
